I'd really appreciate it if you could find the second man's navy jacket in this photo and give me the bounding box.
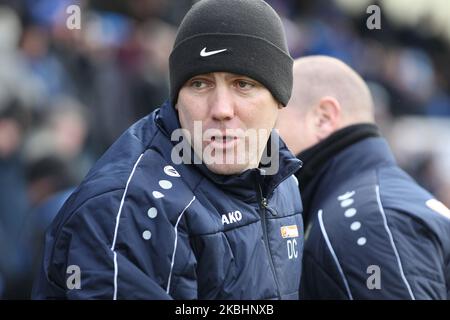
[298,124,450,299]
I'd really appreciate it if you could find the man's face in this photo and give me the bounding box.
[277,105,318,156]
[176,72,281,175]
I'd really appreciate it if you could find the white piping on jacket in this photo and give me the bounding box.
[375,185,415,300]
[166,196,196,294]
[111,153,144,300]
[318,209,354,299]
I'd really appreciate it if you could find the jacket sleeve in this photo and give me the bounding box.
[338,206,448,300]
[301,205,448,300]
[377,208,448,300]
[33,189,197,299]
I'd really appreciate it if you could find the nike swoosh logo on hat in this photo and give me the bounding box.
[200,47,228,57]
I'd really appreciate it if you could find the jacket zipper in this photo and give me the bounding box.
[257,183,282,299]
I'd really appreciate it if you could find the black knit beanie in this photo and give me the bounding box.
[169,0,293,106]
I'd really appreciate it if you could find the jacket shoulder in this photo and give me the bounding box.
[303,166,450,299]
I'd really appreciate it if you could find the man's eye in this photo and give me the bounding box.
[191,80,207,89]
[236,80,254,89]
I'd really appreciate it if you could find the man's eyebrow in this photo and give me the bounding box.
[225,73,257,82]
[190,73,214,79]
[225,73,243,79]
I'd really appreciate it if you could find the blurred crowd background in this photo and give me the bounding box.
[0,0,449,299]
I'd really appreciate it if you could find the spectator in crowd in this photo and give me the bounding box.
[0,95,30,299]
[18,155,76,299]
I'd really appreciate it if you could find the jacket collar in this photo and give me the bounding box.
[296,124,396,219]
[296,123,381,190]
[155,101,302,199]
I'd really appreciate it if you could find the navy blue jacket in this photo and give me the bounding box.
[298,124,450,299]
[32,101,303,299]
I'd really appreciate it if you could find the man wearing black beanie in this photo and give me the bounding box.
[169,0,293,106]
[34,0,303,300]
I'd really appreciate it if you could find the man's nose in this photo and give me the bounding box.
[209,86,235,121]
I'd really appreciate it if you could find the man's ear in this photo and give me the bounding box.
[313,96,341,140]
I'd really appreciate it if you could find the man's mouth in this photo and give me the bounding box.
[211,136,237,142]
[208,134,240,149]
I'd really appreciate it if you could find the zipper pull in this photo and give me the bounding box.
[261,197,268,208]
[261,197,279,216]
[257,180,276,215]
